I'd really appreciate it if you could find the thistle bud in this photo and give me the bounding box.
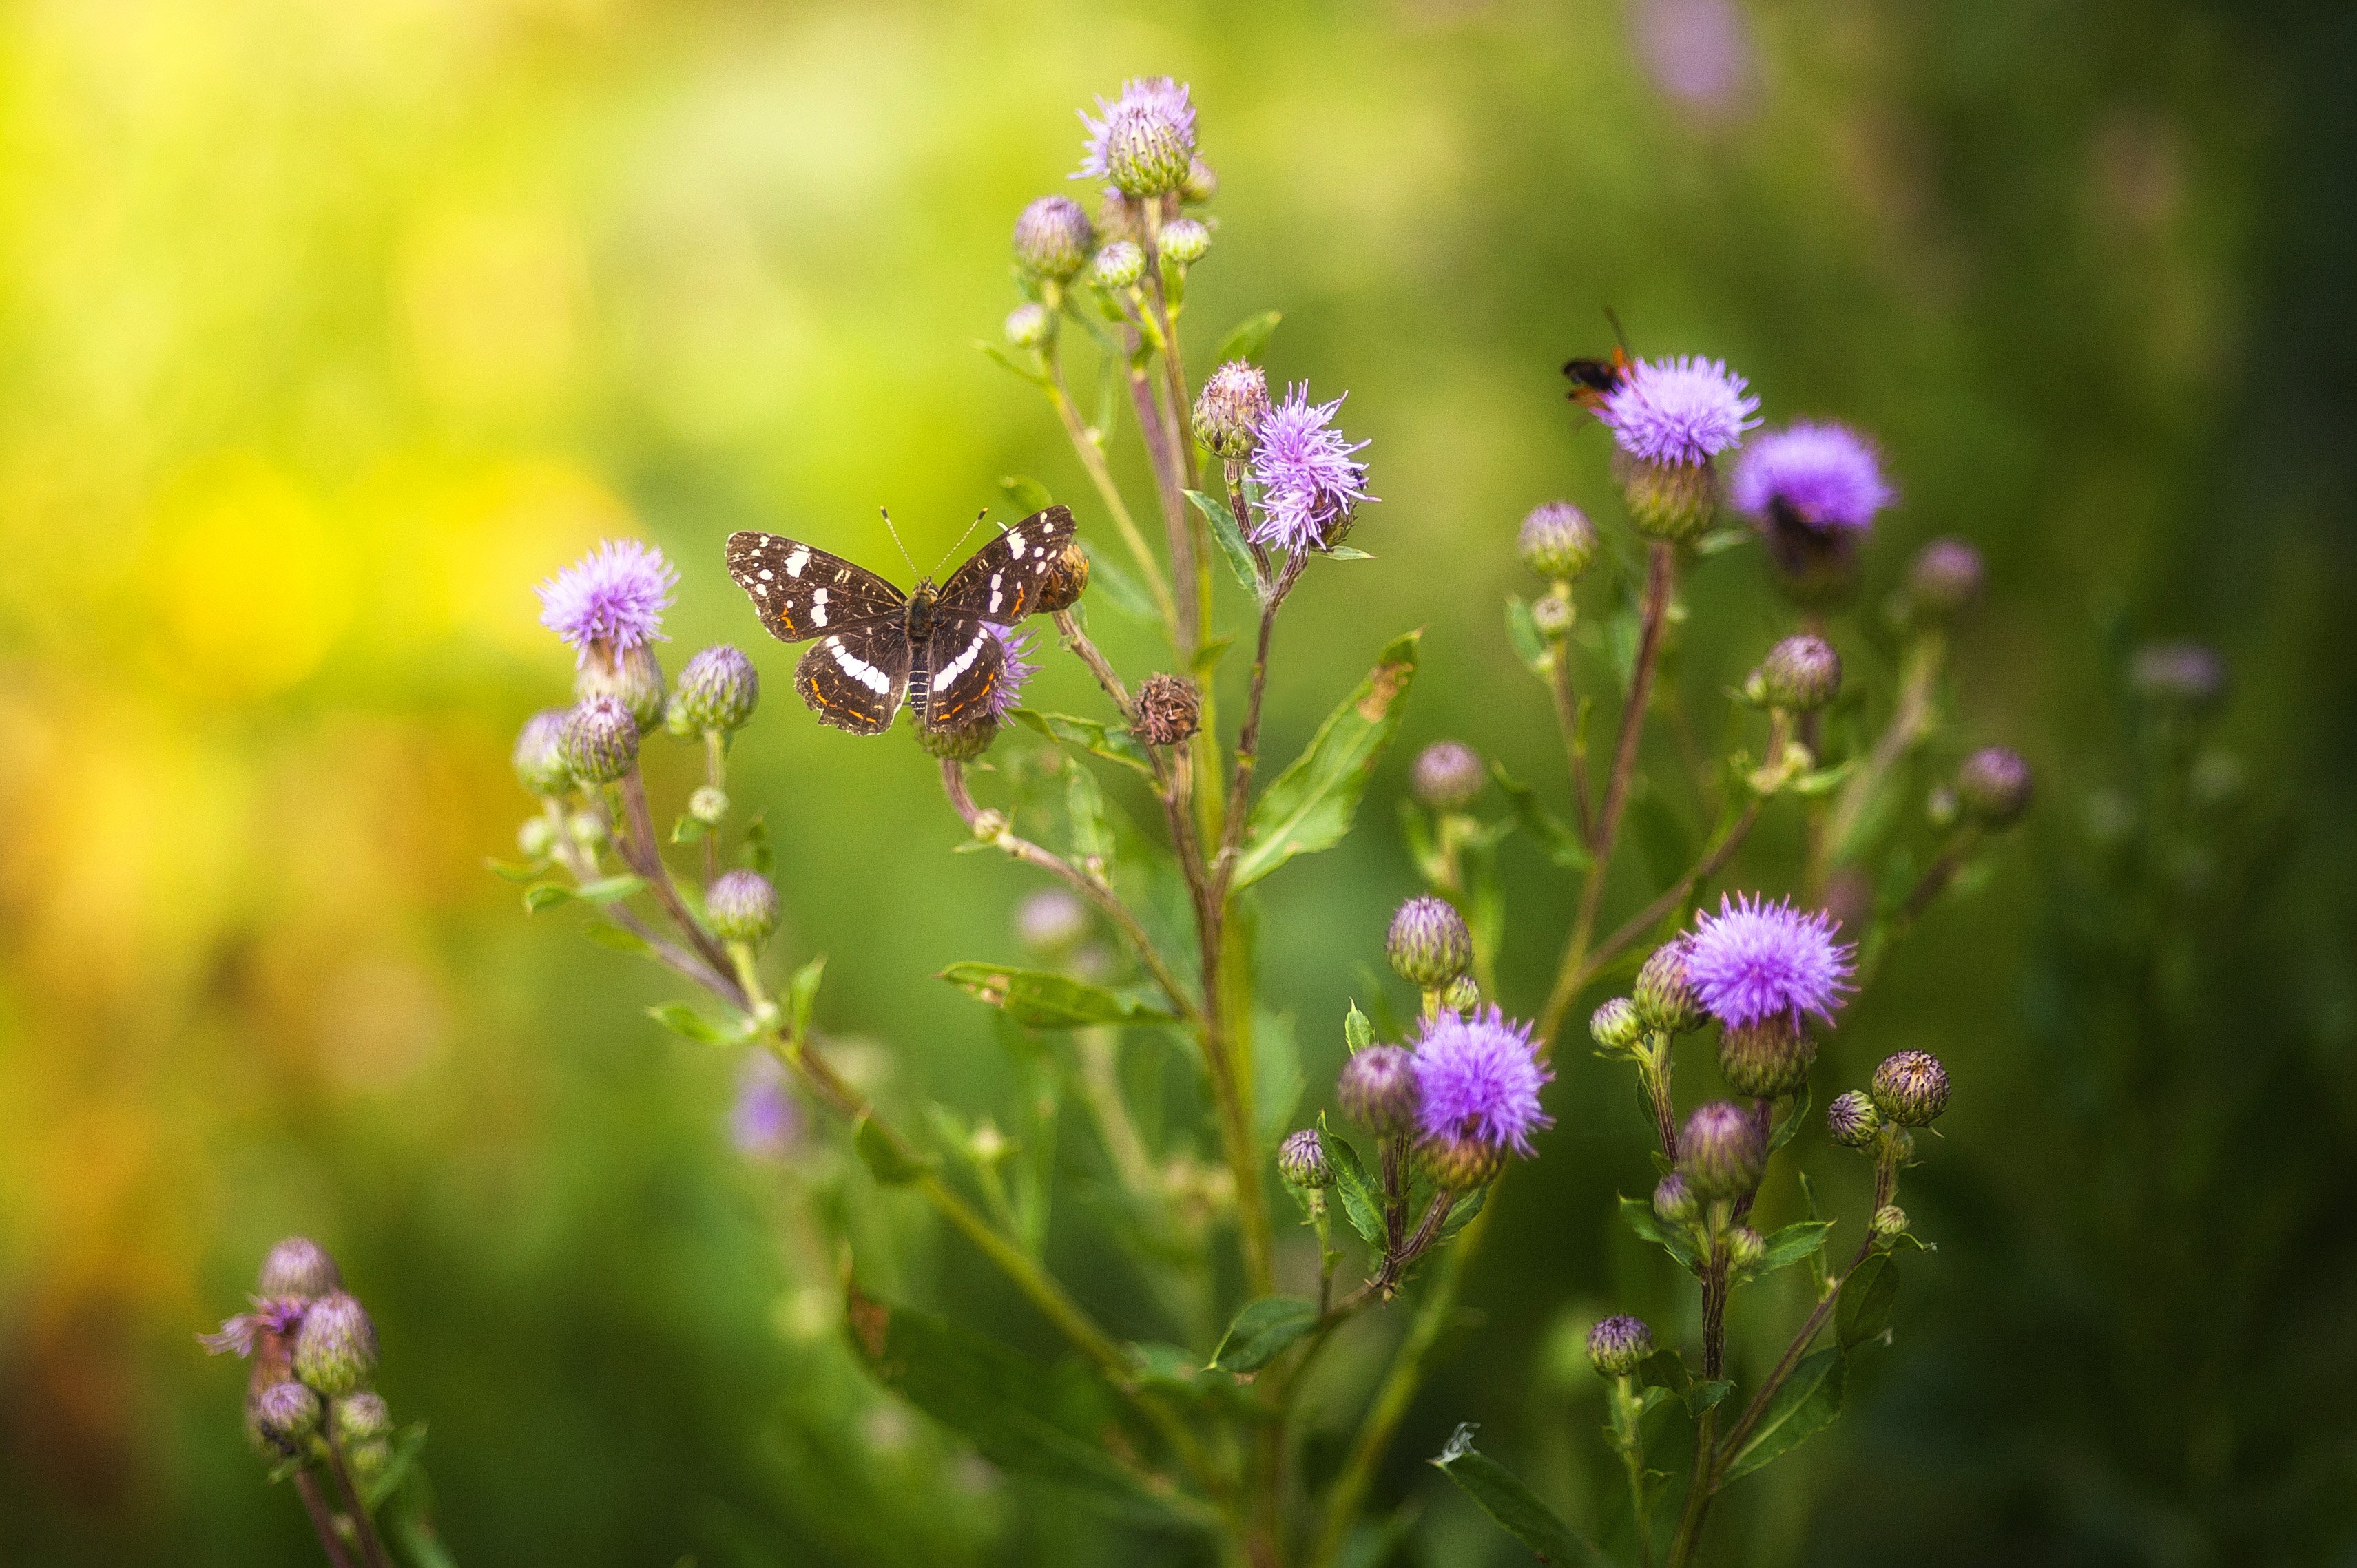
[1758,634,1842,713]
[1013,196,1094,280]
[1004,302,1050,349]
[1825,1089,1880,1148]
[1420,1133,1506,1191]
[1676,1101,1765,1200]
[1277,1129,1332,1189]
[512,709,575,797]
[1037,541,1090,613]
[1725,1224,1767,1272]
[1591,997,1645,1054]
[1633,941,1707,1036]
[349,1436,393,1478]
[676,645,760,733]
[578,643,667,734]
[1193,360,1271,459]
[566,808,608,851]
[1099,91,1195,198]
[1090,241,1145,289]
[1179,156,1218,205]
[1132,673,1201,747]
[1652,1171,1698,1224]
[1955,746,2033,829]
[1440,974,1482,1015]
[1716,1016,1817,1099]
[2130,641,2228,712]
[1906,537,1983,621]
[1338,1044,1418,1136]
[707,869,781,948]
[292,1292,378,1397]
[1613,451,1720,543]
[970,808,1010,842]
[1160,217,1211,265]
[1387,896,1472,989]
[257,1237,342,1302]
[334,1391,393,1445]
[1584,1314,1653,1377]
[1409,740,1485,811]
[689,786,729,827]
[1517,501,1599,583]
[1530,592,1575,639]
[562,696,640,785]
[253,1381,322,1450]
[917,718,999,761]
[1870,1050,1949,1126]
[1871,1204,1909,1245]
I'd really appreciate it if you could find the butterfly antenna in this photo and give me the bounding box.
[879,508,920,579]
[930,508,990,578]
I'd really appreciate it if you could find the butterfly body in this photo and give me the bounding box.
[726,504,1075,735]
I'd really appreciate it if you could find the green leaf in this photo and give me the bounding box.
[1210,1295,1320,1373]
[853,1115,933,1185]
[1837,1254,1900,1351]
[1753,1221,1834,1275]
[1694,526,1752,558]
[1493,765,1593,870]
[1685,1379,1735,1416]
[1067,767,1114,867]
[359,1423,430,1512]
[579,919,655,957]
[1208,308,1281,366]
[1326,545,1375,561]
[1618,1195,1703,1273]
[1768,1082,1813,1152]
[738,812,773,875]
[1720,1346,1845,1482]
[939,962,1178,1029]
[1436,1184,1486,1244]
[1344,1003,1374,1052]
[1081,545,1159,627]
[1184,488,1262,595]
[521,881,575,912]
[484,857,545,884]
[975,339,1050,386]
[1504,596,1552,676]
[1000,474,1056,514]
[645,1000,734,1045]
[1635,1347,1690,1394]
[787,954,826,1040]
[1319,1120,1387,1248]
[670,813,708,845]
[1430,1424,1615,1567]
[1231,630,1422,890]
[1010,709,1154,775]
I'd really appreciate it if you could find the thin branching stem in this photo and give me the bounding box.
[293,1470,356,1568]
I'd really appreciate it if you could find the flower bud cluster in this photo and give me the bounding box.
[207,1237,399,1475]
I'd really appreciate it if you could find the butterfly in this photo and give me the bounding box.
[725,504,1077,735]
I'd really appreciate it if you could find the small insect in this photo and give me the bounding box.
[725,505,1076,735]
[1561,309,1638,413]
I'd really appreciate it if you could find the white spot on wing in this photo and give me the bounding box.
[756,583,769,596]
[830,642,893,694]
[987,572,1004,614]
[758,569,773,581]
[934,631,988,690]
[1006,532,1025,558]
[785,548,809,578]
[811,587,828,627]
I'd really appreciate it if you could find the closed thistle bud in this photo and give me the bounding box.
[1179,155,1218,205]
[1614,451,1721,543]
[1338,1044,1418,1136]
[1652,1171,1698,1224]
[253,1381,322,1451]
[1907,537,1983,621]
[1530,592,1575,639]
[676,645,760,733]
[1440,974,1482,1014]
[1132,673,1201,746]
[1871,1204,1909,1244]
[1387,896,1472,988]
[1161,217,1211,265]
[512,709,575,797]
[1517,501,1600,583]
[1955,746,2033,830]
[1716,1016,1817,1099]
[562,696,640,784]
[1013,196,1094,280]
[335,1390,393,1445]
[1725,1224,1767,1272]
[292,1292,378,1397]
[688,785,729,827]
[578,643,667,733]
[1193,360,1271,459]
[1758,634,1842,713]
[1277,1128,1332,1189]
[706,869,781,947]
[1420,1133,1506,1191]
[1099,93,1194,198]
[917,717,999,761]
[1871,1050,1949,1126]
[1410,740,1485,811]
[1591,996,1644,1054]
[258,1237,341,1302]
[1677,1101,1766,1200]
[1037,541,1090,613]
[1825,1089,1880,1148]
[1633,941,1707,1035]
[1004,302,1051,348]
[1584,1314,1653,1377]
[349,1436,393,1478]
[1090,241,1145,289]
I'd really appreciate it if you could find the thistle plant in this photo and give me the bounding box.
[364,73,2028,1567]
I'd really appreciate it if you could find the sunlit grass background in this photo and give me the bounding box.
[2,0,2351,1563]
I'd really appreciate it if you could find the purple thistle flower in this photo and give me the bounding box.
[1075,78,1197,191]
[537,539,678,667]
[198,1295,306,1357]
[1730,421,1893,534]
[1599,355,1761,466]
[1248,384,1375,553]
[1683,894,1856,1030]
[983,625,1039,721]
[1411,1006,1553,1155]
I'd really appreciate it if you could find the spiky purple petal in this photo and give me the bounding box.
[1599,355,1761,466]
[1730,421,1893,533]
[1247,384,1375,552]
[1683,894,1856,1029]
[537,539,677,667]
[1411,1006,1553,1155]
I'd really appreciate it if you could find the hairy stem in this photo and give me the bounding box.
[293,1470,357,1568]
[615,771,736,983]
[322,1443,393,1568]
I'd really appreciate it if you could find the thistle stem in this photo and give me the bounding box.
[322,1443,394,1568]
[1043,345,1179,638]
[293,1470,357,1568]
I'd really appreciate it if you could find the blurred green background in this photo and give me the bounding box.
[3,0,2352,1563]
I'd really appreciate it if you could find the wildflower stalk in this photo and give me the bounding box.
[293,1472,357,1568]
[323,1443,394,1568]
[613,770,735,981]
[542,799,732,999]
[1041,335,1180,636]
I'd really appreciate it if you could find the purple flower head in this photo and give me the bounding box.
[983,625,1040,721]
[731,1052,802,1159]
[1075,78,1197,194]
[537,539,677,667]
[1731,421,1893,534]
[198,1295,307,1357]
[1683,894,1856,1030]
[1411,1006,1553,1155]
[1634,0,1756,113]
[1248,384,1375,552]
[1599,355,1761,466]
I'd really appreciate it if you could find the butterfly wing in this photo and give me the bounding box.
[726,531,906,643]
[919,617,1006,731]
[795,627,912,735]
[935,505,1077,625]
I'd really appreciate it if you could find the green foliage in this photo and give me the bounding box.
[1429,1425,1616,1567]
[938,962,1178,1028]
[1231,631,1422,890]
